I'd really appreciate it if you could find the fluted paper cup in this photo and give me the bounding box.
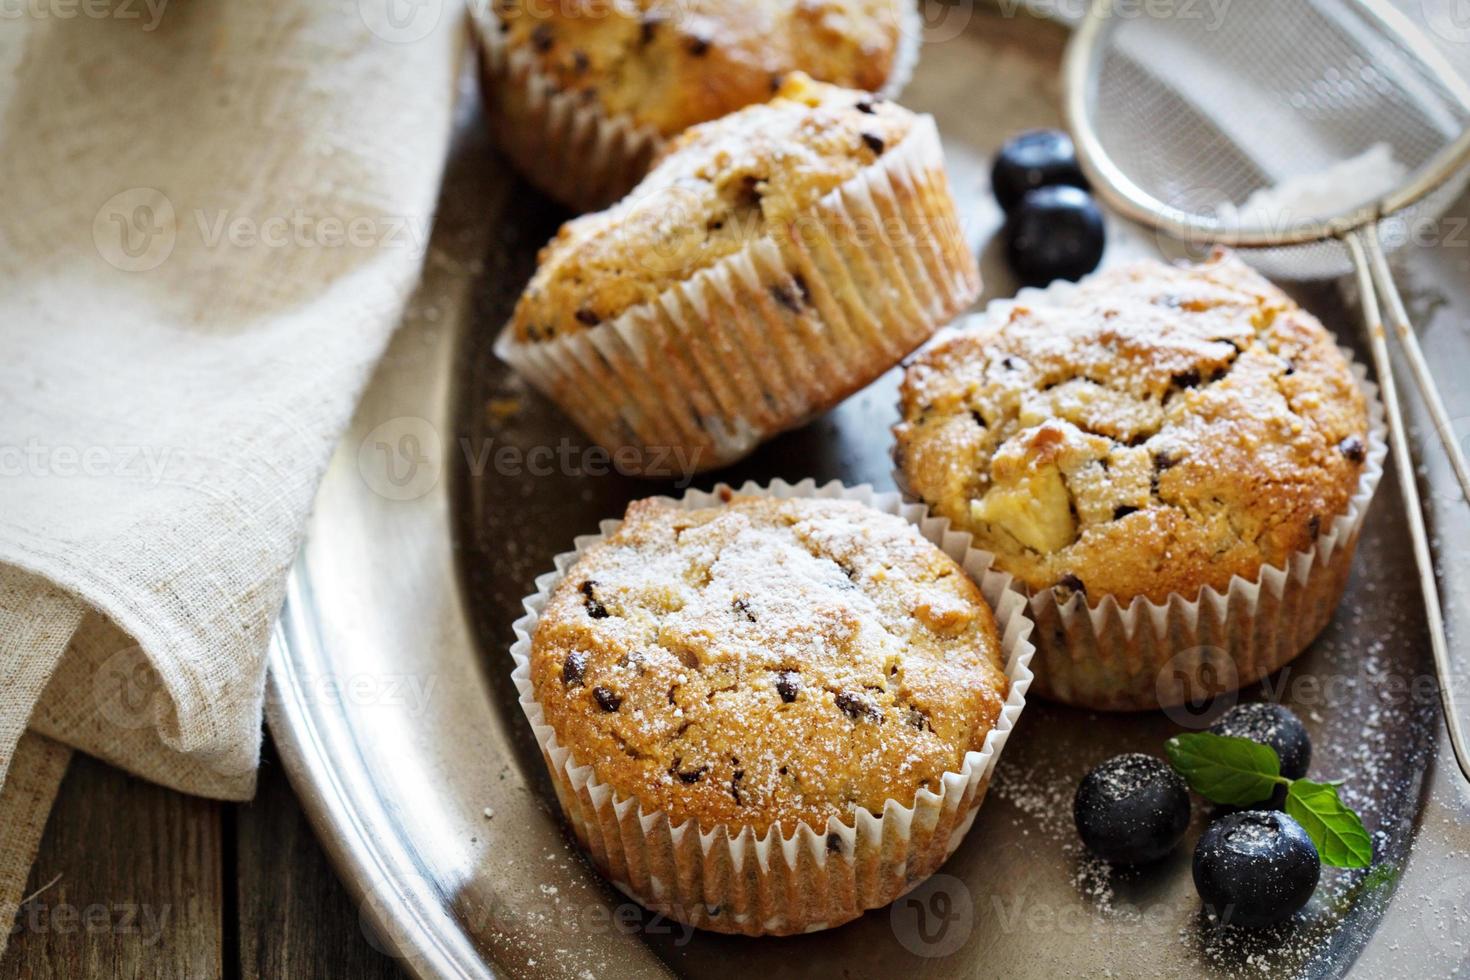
[508,479,1035,935]
[469,1,924,212]
[495,113,980,476]
[893,282,1388,712]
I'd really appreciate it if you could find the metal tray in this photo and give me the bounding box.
[268,9,1470,978]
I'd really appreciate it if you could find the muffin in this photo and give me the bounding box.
[509,482,1033,935]
[471,0,922,210]
[894,253,1385,710]
[497,74,980,476]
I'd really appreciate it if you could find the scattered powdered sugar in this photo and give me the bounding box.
[985,543,1435,976]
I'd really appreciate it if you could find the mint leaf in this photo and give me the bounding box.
[1165,732,1284,805]
[1285,779,1373,869]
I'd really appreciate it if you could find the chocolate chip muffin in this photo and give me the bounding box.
[473,0,920,210]
[514,487,1026,935]
[497,74,979,476]
[895,253,1384,710]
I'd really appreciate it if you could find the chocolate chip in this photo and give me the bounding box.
[639,13,660,44]
[1339,436,1366,463]
[1056,573,1086,596]
[676,765,707,784]
[733,597,757,622]
[1283,359,1297,376]
[730,769,744,803]
[1001,356,1020,370]
[861,132,885,155]
[907,707,930,731]
[1154,451,1180,471]
[1171,369,1201,388]
[734,174,763,209]
[573,307,600,326]
[581,580,609,619]
[571,49,589,73]
[531,24,553,52]
[835,691,880,722]
[686,34,711,55]
[793,273,812,306]
[592,686,621,712]
[769,73,783,93]
[769,281,803,313]
[776,670,801,703]
[855,99,876,115]
[562,651,587,686]
[970,410,987,428]
[1113,505,1139,520]
[826,833,843,854]
[1308,514,1322,539]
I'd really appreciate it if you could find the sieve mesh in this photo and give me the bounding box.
[1071,0,1470,279]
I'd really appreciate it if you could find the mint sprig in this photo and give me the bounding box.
[1284,779,1374,869]
[1165,731,1372,869]
[1165,732,1282,805]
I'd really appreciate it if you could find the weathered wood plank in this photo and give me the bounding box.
[234,739,402,980]
[0,754,224,980]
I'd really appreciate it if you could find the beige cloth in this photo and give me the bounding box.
[0,0,462,956]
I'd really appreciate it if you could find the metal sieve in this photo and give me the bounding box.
[1064,0,1470,782]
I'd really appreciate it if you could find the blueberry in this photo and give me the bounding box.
[1193,811,1320,928]
[1211,703,1311,779]
[991,129,1089,213]
[1005,186,1106,288]
[1074,753,1191,865]
[1210,703,1311,810]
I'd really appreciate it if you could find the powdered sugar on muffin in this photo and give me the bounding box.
[510,74,918,343]
[895,253,1370,605]
[528,494,1009,835]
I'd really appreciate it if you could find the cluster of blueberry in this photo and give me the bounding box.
[991,129,1107,288]
[1073,703,1322,929]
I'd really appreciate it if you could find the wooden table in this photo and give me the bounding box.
[0,738,401,979]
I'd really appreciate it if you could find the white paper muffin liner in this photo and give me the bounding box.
[508,479,1035,935]
[893,280,1389,712]
[494,113,980,476]
[470,1,924,212]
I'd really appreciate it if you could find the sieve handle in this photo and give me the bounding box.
[1360,224,1470,505]
[1344,229,1470,787]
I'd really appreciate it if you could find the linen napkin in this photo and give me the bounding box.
[0,0,463,954]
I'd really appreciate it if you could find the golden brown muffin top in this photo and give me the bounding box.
[507,73,917,343]
[895,254,1371,605]
[486,0,909,135]
[528,494,1010,836]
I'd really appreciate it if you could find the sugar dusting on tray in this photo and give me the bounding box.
[987,563,1431,975]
